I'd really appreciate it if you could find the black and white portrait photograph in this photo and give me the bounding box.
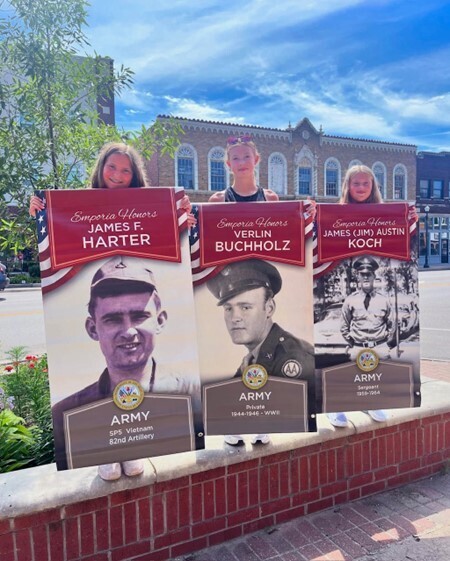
[314,254,420,371]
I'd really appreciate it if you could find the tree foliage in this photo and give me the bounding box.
[0,0,182,254]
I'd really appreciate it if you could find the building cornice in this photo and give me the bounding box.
[157,115,291,142]
[322,135,416,153]
[157,115,417,152]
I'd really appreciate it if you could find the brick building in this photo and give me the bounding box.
[416,151,450,266]
[150,116,417,203]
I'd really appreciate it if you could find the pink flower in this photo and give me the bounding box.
[4,365,13,372]
[28,363,35,369]
[26,355,37,361]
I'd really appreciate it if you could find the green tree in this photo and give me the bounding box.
[0,0,182,255]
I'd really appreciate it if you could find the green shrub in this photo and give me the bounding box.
[9,274,30,284]
[9,274,40,284]
[0,409,34,473]
[27,263,41,279]
[1,348,54,467]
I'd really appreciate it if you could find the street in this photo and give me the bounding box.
[0,287,47,360]
[419,270,450,361]
[0,270,449,362]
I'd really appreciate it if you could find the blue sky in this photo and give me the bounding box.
[85,0,450,152]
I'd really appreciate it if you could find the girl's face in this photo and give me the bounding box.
[226,144,259,178]
[102,153,133,189]
[349,172,373,203]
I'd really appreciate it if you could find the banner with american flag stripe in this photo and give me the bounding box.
[313,202,418,280]
[313,201,421,415]
[190,200,317,437]
[190,200,315,287]
[36,187,204,470]
[36,187,188,294]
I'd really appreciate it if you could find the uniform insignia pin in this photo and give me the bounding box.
[281,360,302,378]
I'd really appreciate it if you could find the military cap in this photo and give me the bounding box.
[90,256,156,294]
[353,256,379,273]
[207,259,282,306]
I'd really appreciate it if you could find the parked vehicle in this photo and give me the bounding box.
[314,303,349,368]
[0,269,9,290]
[395,293,419,339]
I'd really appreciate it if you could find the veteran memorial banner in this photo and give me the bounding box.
[314,203,421,413]
[36,188,203,470]
[190,201,317,436]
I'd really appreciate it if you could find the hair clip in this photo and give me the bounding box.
[226,135,253,146]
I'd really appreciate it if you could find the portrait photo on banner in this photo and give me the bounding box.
[314,254,420,372]
[190,200,317,435]
[44,252,199,406]
[195,258,314,385]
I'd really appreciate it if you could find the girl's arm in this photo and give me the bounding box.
[305,198,317,220]
[29,195,45,217]
[208,191,226,202]
[180,195,191,213]
[409,206,419,223]
[179,194,197,228]
[263,189,279,201]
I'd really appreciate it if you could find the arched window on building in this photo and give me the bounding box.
[298,157,313,195]
[393,164,407,200]
[268,152,287,194]
[255,160,260,186]
[348,159,362,168]
[373,162,387,199]
[324,158,340,197]
[208,147,227,191]
[176,144,197,190]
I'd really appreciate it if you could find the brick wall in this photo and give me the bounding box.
[1,413,448,561]
[154,116,417,203]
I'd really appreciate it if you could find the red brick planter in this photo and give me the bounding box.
[1,412,448,561]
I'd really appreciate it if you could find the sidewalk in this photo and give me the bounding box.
[419,263,450,271]
[420,359,450,382]
[175,473,450,561]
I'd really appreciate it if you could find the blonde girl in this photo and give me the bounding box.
[209,135,278,202]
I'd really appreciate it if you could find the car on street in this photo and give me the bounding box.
[314,302,349,368]
[0,265,9,290]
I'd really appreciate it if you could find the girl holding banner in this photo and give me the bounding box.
[29,142,194,481]
[208,135,279,445]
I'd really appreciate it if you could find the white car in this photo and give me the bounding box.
[314,303,349,368]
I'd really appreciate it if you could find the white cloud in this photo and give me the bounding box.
[84,0,450,151]
[124,109,145,115]
[163,96,245,123]
[256,75,399,138]
[370,89,450,125]
[86,0,364,84]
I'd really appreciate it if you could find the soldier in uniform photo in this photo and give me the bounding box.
[340,256,395,361]
[52,256,200,479]
[207,259,314,445]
